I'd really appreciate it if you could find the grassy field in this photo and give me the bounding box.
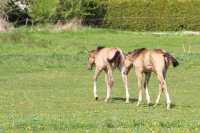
[0,26,200,133]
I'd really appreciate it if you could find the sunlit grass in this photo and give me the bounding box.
[0,27,200,132]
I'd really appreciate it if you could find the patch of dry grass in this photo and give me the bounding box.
[0,17,13,32]
[53,17,83,32]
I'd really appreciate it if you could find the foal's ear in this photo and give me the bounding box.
[96,46,105,51]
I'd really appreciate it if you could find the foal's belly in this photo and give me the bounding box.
[143,64,153,72]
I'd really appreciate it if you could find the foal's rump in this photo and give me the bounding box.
[107,50,121,64]
[107,48,124,68]
[152,49,179,68]
[94,47,124,69]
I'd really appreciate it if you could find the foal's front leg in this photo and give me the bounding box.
[121,71,130,103]
[93,68,101,100]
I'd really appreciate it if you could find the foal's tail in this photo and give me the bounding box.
[164,53,179,67]
[107,50,121,63]
[107,48,125,68]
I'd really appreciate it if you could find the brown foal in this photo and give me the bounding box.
[87,46,129,103]
[124,48,179,109]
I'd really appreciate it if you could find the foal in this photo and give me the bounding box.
[87,46,129,103]
[124,48,179,109]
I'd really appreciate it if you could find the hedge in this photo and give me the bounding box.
[104,0,200,31]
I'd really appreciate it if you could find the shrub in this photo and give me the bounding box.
[28,0,59,23]
[82,0,107,26]
[54,0,106,25]
[27,0,106,25]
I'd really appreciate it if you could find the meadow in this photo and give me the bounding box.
[0,26,200,132]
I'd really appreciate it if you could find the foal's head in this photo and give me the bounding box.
[123,54,133,74]
[87,46,105,70]
[87,50,96,70]
[123,48,146,74]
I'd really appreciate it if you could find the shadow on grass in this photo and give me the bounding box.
[151,103,176,109]
[171,103,176,109]
[102,97,177,109]
[112,97,138,103]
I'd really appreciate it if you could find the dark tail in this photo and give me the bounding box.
[107,51,121,66]
[164,53,179,67]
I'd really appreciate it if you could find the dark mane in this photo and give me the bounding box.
[88,46,105,54]
[96,46,105,52]
[128,48,146,57]
[154,49,165,53]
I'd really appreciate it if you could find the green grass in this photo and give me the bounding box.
[0,26,200,132]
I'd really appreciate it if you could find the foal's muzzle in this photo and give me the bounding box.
[88,67,92,70]
[87,64,92,70]
[123,71,128,75]
[122,67,130,75]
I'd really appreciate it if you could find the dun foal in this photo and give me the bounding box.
[87,46,129,103]
[124,48,179,109]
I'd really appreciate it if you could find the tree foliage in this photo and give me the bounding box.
[28,0,59,23]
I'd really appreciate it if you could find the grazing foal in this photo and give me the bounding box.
[87,46,129,103]
[124,48,179,109]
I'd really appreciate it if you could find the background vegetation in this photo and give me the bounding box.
[1,0,200,31]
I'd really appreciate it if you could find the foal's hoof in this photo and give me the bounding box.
[167,104,171,110]
[125,100,130,104]
[95,97,98,101]
[104,98,109,103]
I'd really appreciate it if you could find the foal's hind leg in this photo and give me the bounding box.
[162,71,171,110]
[104,67,113,102]
[136,70,143,106]
[154,79,163,107]
[163,81,171,110]
[93,68,101,100]
[144,72,151,105]
[155,73,165,106]
[155,72,171,109]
